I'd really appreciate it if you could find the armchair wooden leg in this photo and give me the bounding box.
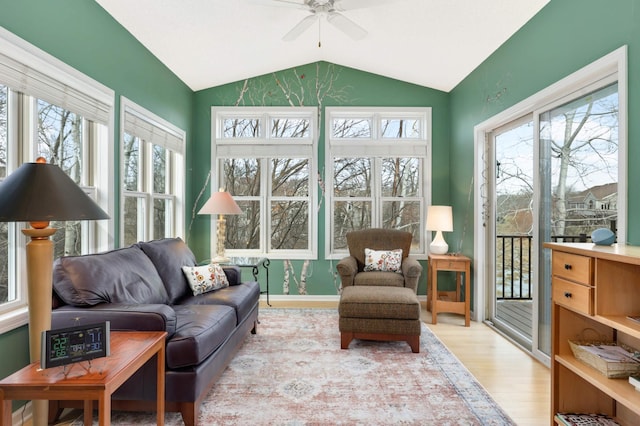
[341,332,354,349]
[408,335,420,353]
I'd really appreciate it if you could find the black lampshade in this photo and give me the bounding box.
[0,162,109,222]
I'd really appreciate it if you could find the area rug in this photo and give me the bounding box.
[75,308,515,425]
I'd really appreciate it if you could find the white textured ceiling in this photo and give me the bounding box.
[95,0,549,92]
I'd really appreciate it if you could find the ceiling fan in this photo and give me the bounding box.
[258,0,390,43]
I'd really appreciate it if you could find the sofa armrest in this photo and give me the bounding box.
[336,256,358,288]
[51,303,177,336]
[222,265,242,285]
[401,256,423,293]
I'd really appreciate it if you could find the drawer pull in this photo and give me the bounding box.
[564,292,572,298]
[564,264,572,270]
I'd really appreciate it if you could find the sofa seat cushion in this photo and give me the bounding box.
[167,304,237,369]
[339,285,420,320]
[180,281,260,325]
[53,245,169,307]
[138,238,197,304]
[353,271,405,288]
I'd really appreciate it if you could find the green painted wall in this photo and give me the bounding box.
[189,62,450,296]
[450,0,640,253]
[0,0,192,400]
[3,0,639,407]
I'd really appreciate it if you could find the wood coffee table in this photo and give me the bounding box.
[0,330,166,426]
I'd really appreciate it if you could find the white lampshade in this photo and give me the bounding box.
[426,205,453,254]
[198,188,242,215]
[198,188,242,263]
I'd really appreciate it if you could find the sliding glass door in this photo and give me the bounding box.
[487,83,619,359]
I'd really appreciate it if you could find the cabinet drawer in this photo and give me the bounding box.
[431,259,467,272]
[552,277,593,315]
[552,251,593,285]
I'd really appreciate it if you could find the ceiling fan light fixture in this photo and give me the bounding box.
[279,0,368,42]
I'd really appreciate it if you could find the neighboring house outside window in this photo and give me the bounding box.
[211,107,317,260]
[121,98,186,247]
[325,107,431,259]
[0,28,114,333]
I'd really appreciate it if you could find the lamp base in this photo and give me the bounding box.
[429,230,449,255]
[211,255,230,264]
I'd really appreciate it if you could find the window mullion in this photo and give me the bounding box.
[262,157,270,253]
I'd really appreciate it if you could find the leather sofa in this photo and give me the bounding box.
[49,237,260,426]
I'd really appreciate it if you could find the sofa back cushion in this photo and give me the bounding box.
[138,237,197,304]
[53,245,169,306]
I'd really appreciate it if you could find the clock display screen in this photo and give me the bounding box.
[41,321,110,369]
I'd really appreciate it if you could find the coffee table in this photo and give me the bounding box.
[0,330,166,426]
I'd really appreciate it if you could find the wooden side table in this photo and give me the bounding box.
[0,331,166,426]
[428,254,471,326]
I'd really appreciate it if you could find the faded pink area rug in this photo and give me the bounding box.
[77,308,514,425]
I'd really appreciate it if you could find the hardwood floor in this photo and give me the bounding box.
[263,300,550,425]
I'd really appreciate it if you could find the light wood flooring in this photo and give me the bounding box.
[263,300,550,426]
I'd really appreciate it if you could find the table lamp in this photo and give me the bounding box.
[0,158,109,426]
[426,205,453,255]
[198,188,242,263]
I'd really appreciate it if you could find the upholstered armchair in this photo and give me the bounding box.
[336,228,422,291]
[336,228,423,352]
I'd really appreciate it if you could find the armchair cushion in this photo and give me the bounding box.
[354,271,405,288]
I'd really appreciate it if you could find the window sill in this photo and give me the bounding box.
[0,306,28,334]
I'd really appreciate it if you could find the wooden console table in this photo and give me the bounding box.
[0,330,166,426]
[427,254,471,326]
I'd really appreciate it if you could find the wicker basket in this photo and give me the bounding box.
[569,330,640,378]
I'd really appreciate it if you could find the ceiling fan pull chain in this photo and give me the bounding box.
[318,17,322,48]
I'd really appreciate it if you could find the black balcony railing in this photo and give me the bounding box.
[496,234,596,301]
[496,235,533,300]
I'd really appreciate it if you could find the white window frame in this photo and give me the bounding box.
[325,107,432,259]
[120,97,186,245]
[0,27,114,333]
[211,106,318,260]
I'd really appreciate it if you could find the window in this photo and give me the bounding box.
[212,107,317,259]
[326,108,431,258]
[0,27,114,332]
[121,98,185,246]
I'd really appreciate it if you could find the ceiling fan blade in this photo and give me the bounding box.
[249,0,308,10]
[326,11,367,40]
[283,14,319,41]
[335,0,396,11]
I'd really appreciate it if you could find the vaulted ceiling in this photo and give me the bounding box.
[95,0,550,92]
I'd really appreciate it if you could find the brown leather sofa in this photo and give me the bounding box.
[50,237,260,426]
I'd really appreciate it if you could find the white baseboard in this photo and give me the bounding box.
[260,294,429,303]
[11,401,31,426]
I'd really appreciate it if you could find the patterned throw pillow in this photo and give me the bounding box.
[363,248,403,273]
[182,263,229,296]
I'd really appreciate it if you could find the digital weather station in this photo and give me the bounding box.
[41,321,110,369]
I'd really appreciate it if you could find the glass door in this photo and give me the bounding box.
[537,82,619,356]
[490,117,535,351]
[487,83,619,360]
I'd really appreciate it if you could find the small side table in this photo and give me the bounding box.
[427,254,471,327]
[226,257,271,306]
[0,331,166,426]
